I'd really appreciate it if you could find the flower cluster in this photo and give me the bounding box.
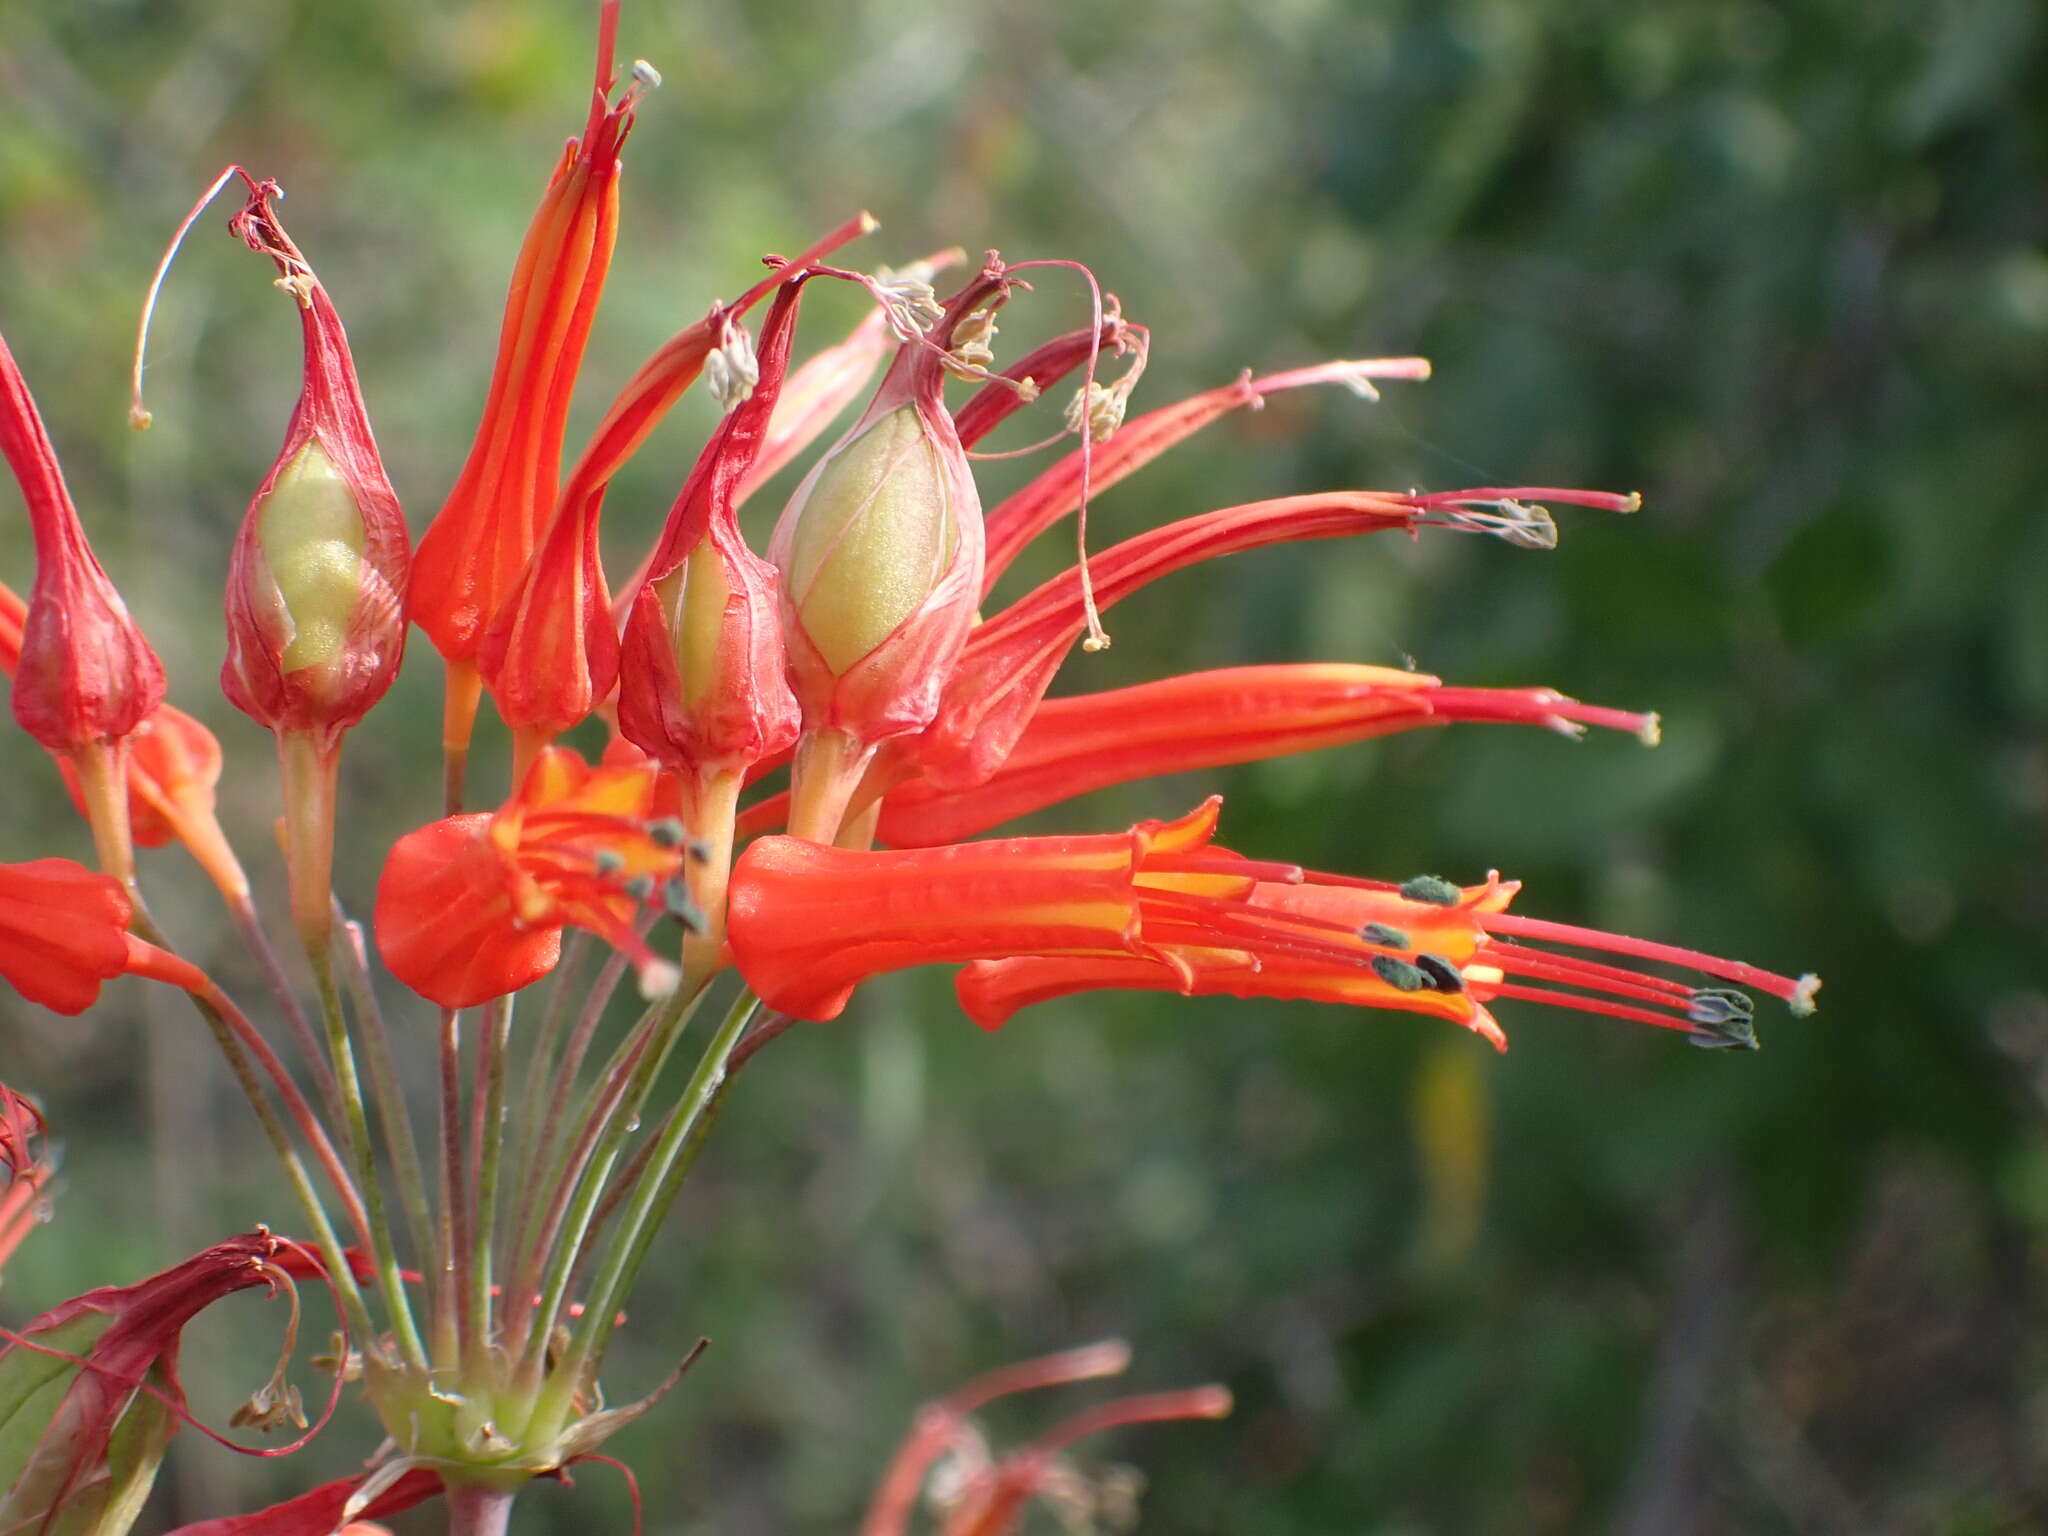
[0,4,1816,1532]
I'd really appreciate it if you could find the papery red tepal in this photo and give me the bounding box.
[0,1233,298,1536]
[0,1082,50,1278]
[0,330,165,754]
[164,1470,443,1536]
[217,178,409,748]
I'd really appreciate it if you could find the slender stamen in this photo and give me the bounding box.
[1406,486,1643,514]
[1483,939,1696,998]
[130,164,255,429]
[1007,258,1113,652]
[1483,948,1705,1012]
[1488,982,1700,1033]
[1480,911,1819,1012]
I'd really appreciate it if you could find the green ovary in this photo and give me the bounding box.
[661,544,732,708]
[784,406,954,673]
[256,441,366,674]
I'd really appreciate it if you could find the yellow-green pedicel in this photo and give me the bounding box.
[255,440,366,679]
[783,406,955,672]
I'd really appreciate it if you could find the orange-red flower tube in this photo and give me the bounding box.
[728,799,1816,1046]
[979,356,1433,593]
[410,3,641,677]
[959,868,1819,1050]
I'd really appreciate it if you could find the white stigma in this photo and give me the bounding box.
[638,957,683,1000]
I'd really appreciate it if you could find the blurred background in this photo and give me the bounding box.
[2,0,2044,1531]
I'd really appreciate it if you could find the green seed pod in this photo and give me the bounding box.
[779,405,959,674]
[255,441,367,675]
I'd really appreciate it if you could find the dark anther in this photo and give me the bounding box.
[624,874,656,902]
[663,877,707,933]
[1360,922,1411,949]
[1414,953,1465,993]
[1371,955,1428,992]
[1398,875,1461,907]
[1686,989,1754,1027]
[685,836,714,864]
[1687,1012,1759,1051]
[593,849,626,876]
[647,817,687,848]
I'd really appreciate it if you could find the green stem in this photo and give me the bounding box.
[510,983,704,1396]
[467,994,513,1368]
[225,890,342,1130]
[445,1479,519,1536]
[501,933,590,1274]
[502,943,632,1341]
[332,903,435,1267]
[309,945,429,1371]
[435,1005,467,1366]
[530,989,758,1439]
[198,995,379,1346]
[123,901,373,1333]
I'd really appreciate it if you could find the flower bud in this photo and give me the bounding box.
[221,182,409,746]
[0,330,166,753]
[768,266,1008,756]
[618,282,809,781]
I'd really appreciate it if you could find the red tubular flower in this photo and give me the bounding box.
[933,1388,1234,1536]
[0,858,205,1015]
[0,329,166,756]
[978,356,1432,594]
[217,179,409,747]
[879,664,1661,846]
[374,746,689,1009]
[959,868,1819,1049]
[861,1341,1229,1536]
[0,1233,309,1534]
[411,3,641,676]
[726,799,1816,1047]
[902,486,1619,799]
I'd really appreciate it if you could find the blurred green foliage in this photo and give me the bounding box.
[1,0,2044,1531]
